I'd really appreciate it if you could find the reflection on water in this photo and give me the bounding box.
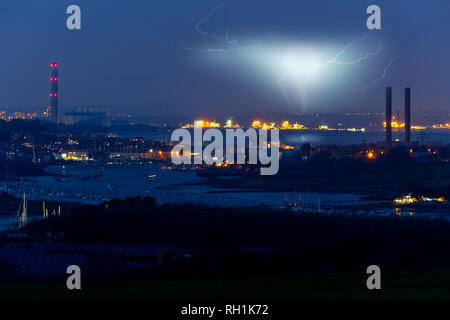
[282,130,450,145]
[1,162,449,230]
[0,164,362,231]
[5,164,362,207]
[395,207,415,217]
[121,130,450,146]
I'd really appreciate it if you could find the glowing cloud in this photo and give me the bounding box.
[277,47,322,83]
[176,1,398,114]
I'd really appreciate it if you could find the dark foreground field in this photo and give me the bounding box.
[2,269,450,300]
[2,197,450,300]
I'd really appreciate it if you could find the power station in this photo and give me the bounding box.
[48,62,59,123]
[385,87,392,149]
[385,86,412,149]
[405,87,411,143]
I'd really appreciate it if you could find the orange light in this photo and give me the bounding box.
[251,120,262,128]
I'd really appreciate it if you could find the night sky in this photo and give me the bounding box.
[0,0,449,121]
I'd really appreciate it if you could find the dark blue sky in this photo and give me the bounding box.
[0,0,449,121]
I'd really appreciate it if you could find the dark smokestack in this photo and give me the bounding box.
[49,62,59,123]
[405,87,411,143]
[386,87,392,149]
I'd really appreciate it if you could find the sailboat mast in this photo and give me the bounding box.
[21,193,27,228]
[17,193,27,229]
[43,201,46,219]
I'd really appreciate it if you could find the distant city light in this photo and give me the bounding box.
[180,119,367,132]
[394,194,446,205]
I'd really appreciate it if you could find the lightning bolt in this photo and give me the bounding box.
[321,45,383,66]
[278,35,399,111]
[278,74,295,114]
[173,45,252,53]
[224,25,238,44]
[176,0,259,53]
[319,35,369,66]
[194,0,230,43]
[179,3,397,112]
[361,56,398,90]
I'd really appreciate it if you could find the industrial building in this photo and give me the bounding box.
[385,86,412,149]
[63,106,111,127]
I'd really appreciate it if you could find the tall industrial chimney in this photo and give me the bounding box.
[405,87,411,143]
[49,62,59,123]
[386,87,392,150]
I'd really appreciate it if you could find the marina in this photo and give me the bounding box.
[1,162,449,232]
